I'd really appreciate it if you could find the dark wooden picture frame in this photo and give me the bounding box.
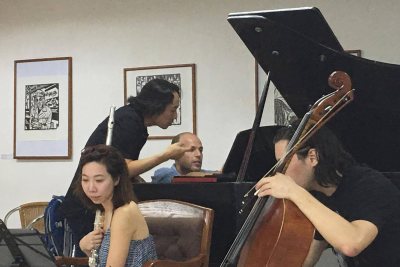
[124,64,196,140]
[14,57,72,159]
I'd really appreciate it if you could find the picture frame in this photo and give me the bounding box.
[124,64,196,139]
[14,57,72,159]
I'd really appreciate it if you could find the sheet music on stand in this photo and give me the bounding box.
[0,219,56,267]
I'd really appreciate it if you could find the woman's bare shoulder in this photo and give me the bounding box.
[113,201,141,220]
[112,202,149,239]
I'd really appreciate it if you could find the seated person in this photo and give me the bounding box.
[75,144,157,266]
[152,132,215,183]
[255,120,400,267]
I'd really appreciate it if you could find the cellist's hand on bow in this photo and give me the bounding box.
[254,172,299,200]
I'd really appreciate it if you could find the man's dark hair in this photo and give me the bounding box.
[273,119,356,187]
[73,144,136,211]
[127,78,180,117]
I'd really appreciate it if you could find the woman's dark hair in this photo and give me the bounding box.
[273,119,356,187]
[73,144,136,211]
[127,78,180,117]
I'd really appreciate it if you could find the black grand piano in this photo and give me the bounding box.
[134,7,400,267]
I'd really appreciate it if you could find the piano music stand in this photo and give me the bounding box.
[222,126,282,182]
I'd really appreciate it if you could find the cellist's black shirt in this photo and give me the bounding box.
[313,164,400,267]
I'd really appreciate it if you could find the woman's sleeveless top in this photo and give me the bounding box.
[97,229,157,267]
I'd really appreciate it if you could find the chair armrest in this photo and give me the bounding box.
[26,214,44,229]
[54,256,89,266]
[3,206,20,226]
[143,254,206,267]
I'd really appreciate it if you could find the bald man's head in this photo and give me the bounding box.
[173,132,203,175]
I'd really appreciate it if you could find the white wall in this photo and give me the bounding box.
[1,0,399,233]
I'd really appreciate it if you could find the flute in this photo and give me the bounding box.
[88,210,104,267]
[88,105,115,267]
[105,105,116,146]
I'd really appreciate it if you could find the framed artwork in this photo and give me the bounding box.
[14,57,72,159]
[124,64,196,139]
[255,61,297,126]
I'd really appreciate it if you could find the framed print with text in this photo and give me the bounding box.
[124,64,196,139]
[14,57,72,159]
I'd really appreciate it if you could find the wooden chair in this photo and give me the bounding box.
[4,201,48,233]
[54,199,214,267]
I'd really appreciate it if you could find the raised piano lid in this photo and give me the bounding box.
[227,7,400,172]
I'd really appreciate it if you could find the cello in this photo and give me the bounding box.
[221,71,354,267]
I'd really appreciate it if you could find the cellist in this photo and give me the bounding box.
[255,119,400,267]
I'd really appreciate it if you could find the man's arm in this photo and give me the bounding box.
[125,142,191,178]
[151,167,177,183]
[291,186,378,257]
[255,173,378,257]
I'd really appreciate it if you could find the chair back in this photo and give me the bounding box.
[139,199,214,267]
[19,202,49,231]
[4,201,48,233]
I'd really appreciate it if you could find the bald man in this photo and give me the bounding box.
[152,132,211,183]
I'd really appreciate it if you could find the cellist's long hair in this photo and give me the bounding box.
[273,120,356,187]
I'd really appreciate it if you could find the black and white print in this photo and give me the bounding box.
[25,83,59,130]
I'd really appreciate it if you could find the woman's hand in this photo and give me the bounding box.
[79,229,104,256]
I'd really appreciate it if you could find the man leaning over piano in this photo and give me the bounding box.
[255,120,400,267]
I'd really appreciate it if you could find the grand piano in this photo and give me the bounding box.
[134,7,400,267]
